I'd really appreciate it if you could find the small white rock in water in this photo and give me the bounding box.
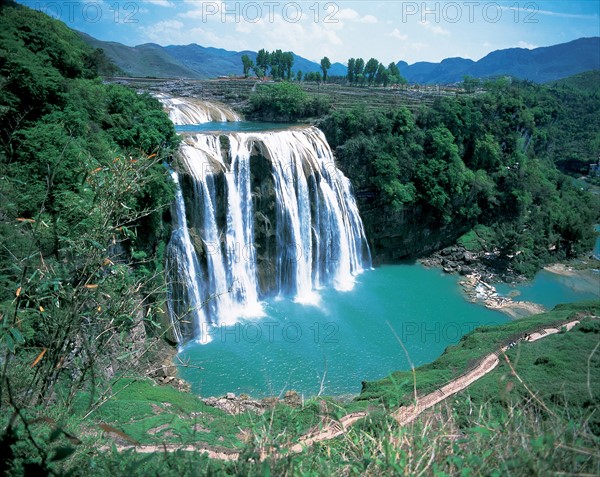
[226,392,236,400]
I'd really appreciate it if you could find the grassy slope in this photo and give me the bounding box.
[5,302,594,474]
[453,317,600,425]
[81,302,597,450]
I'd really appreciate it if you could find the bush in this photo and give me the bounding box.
[246,82,330,120]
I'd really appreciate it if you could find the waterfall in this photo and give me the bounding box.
[163,100,370,344]
[157,94,241,124]
[165,171,210,342]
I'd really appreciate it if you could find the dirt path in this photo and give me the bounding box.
[288,412,368,453]
[391,319,580,425]
[106,319,583,459]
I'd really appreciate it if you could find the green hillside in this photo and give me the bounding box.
[548,69,600,94]
[76,32,202,79]
[0,3,178,473]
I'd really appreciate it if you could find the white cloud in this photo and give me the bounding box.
[178,1,226,20]
[360,14,378,24]
[144,0,174,7]
[517,41,537,49]
[419,20,450,36]
[336,8,377,24]
[336,8,360,21]
[389,28,408,41]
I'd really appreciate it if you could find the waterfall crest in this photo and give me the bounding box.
[158,94,241,124]
[166,120,370,343]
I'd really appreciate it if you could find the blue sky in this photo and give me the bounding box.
[18,1,600,64]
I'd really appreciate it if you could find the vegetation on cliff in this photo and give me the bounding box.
[0,3,178,472]
[318,78,600,274]
[245,81,330,120]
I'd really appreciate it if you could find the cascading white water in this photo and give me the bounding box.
[167,127,371,342]
[158,94,241,123]
[162,97,370,343]
[165,171,209,342]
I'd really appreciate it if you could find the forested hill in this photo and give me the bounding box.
[318,75,600,272]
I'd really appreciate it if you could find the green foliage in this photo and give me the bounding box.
[457,225,496,253]
[253,48,294,80]
[320,56,331,82]
[346,57,406,86]
[304,71,322,83]
[0,0,178,425]
[545,71,600,174]
[241,54,253,78]
[246,82,330,120]
[319,79,599,274]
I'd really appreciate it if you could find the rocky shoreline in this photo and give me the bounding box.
[419,245,546,318]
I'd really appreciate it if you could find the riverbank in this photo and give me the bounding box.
[420,246,599,319]
[457,273,546,318]
[543,262,600,295]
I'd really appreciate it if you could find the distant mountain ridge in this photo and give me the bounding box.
[79,32,599,84]
[78,32,346,79]
[398,37,600,84]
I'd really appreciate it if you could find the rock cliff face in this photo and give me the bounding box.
[348,193,469,264]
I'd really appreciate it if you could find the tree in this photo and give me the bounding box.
[253,66,265,79]
[247,82,319,119]
[305,71,322,83]
[0,7,179,466]
[241,54,254,78]
[375,63,388,86]
[282,51,294,80]
[270,49,283,79]
[296,70,303,81]
[463,75,481,93]
[354,58,365,85]
[364,58,379,86]
[388,62,401,79]
[320,56,331,82]
[347,58,356,84]
[387,62,407,85]
[256,48,270,75]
